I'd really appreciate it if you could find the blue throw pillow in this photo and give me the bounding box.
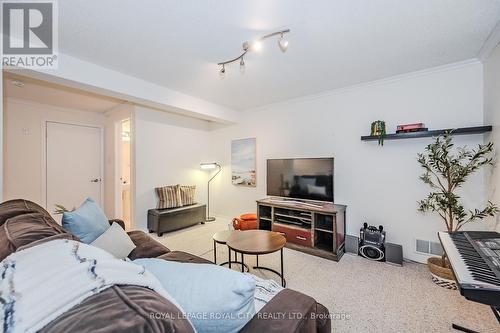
[62,198,110,244]
[134,258,256,333]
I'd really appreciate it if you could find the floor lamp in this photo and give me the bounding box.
[200,162,221,222]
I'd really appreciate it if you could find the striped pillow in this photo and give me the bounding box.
[180,185,196,206]
[155,185,182,209]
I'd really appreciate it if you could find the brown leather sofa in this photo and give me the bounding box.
[0,199,331,333]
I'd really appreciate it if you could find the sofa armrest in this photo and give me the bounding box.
[240,289,331,333]
[158,251,213,264]
[109,219,125,230]
[127,230,170,260]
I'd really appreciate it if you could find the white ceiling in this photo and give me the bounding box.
[58,0,500,111]
[4,74,124,113]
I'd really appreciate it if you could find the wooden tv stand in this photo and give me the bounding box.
[257,197,346,261]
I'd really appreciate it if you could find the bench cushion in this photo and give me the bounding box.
[155,185,182,209]
[180,185,196,206]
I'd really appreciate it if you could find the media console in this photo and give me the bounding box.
[257,197,346,261]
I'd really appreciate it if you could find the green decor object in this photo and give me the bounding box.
[417,132,498,286]
[370,120,386,146]
[54,204,75,215]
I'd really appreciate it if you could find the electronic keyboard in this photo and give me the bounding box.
[438,231,500,307]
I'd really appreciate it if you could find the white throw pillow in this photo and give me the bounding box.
[90,222,136,259]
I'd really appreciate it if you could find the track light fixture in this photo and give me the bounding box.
[217,29,290,77]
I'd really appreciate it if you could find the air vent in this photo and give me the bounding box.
[430,242,444,256]
[415,239,443,256]
[416,239,429,253]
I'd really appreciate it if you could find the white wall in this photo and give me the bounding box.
[484,42,500,232]
[103,103,133,219]
[3,98,105,208]
[0,70,3,202]
[133,106,211,230]
[209,62,486,262]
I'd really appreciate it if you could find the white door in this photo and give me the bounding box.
[46,122,103,216]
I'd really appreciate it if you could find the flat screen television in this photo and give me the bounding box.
[267,158,334,202]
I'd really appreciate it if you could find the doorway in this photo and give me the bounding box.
[46,121,103,216]
[117,119,131,226]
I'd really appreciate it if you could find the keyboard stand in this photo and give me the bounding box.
[451,306,499,332]
[451,324,479,333]
[492,306,500,324]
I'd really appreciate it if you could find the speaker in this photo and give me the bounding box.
[359,224,386,261]
[345,235,359,255]
[359,244,385,261]
[385,243,403,266]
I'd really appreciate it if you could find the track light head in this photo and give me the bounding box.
[239,57,245,74]
[278,33,288,53]
[219,65,226,79]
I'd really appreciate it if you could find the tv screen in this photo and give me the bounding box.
[267,158,334,202]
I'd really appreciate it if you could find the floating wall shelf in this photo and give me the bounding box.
[360,126,492,142]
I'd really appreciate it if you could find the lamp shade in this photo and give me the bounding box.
[200,162,220,170]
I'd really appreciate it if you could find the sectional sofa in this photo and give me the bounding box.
[0,199,330,332]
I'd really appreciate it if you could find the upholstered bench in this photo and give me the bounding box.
[147,203,206,236]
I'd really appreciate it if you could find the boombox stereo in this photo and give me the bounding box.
[359,223,386,261]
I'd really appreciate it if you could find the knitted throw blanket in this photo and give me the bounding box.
[0,239,189,333]
[248,274,284,312]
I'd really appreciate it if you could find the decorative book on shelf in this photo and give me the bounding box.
[361,126,492,142]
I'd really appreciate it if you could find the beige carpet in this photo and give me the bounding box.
[151,219,499,333]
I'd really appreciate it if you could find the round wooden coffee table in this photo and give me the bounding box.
[212,230,249,272]
[226,230,287,287]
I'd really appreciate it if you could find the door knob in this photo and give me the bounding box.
[90,178,101,183]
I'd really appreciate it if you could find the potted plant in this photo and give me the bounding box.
[417,132,498,288]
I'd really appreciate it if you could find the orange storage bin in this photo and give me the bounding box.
[232,213,258,230]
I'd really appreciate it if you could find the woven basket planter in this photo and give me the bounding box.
[427,257,457,290]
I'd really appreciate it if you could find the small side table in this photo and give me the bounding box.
[227,230,287,287]
[213,230,249,272]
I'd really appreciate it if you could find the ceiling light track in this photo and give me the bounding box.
[217,29,290,77]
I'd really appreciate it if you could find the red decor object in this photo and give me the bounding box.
[396,123,428,133]
[397,123,424,131]
[232,213,258,230]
